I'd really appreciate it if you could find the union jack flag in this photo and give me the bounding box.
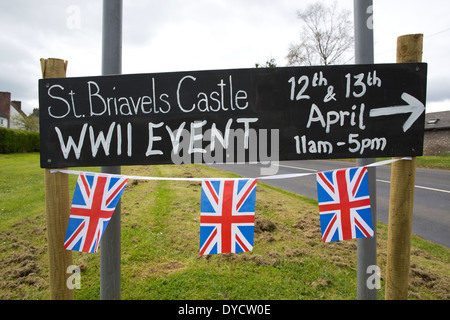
[64,173,128,253]
[199,179,257,255]
[316,167,374,243]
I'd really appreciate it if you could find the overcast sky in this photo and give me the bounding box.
[1,0,449,115]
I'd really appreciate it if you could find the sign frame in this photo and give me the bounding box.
[39,63,427,169]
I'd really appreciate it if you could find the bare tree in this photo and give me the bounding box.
[287,1,353,66]
[255,57,278,68]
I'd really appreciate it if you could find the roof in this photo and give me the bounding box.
[10,101,26,118]
[424,111,450,131]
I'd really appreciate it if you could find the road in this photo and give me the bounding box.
[208,160,450,248]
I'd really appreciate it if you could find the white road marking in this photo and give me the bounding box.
[277,164,318,172]
[278,164,450,194]
[377,179,450,194]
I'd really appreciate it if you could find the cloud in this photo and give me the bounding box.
[122,0,300,73]
[427,75,450,103]
[0,1,102,113]
[1,0,449,115]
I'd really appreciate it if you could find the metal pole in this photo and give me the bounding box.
[353,0,378,300]
[100,0,123,300]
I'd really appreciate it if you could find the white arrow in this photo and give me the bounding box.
[369,92,425,132]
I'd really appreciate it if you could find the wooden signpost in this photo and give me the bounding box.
[41,57,73,300]
[385,34,423,300]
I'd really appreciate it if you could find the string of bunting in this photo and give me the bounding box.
[53,157,411,254]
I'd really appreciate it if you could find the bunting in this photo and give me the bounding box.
[199,179,257,255]
[316,167,374,242]
[58,158,410,253]
[64,173,128,253]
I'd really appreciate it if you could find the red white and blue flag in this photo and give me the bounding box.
[64,173,128,253]
[316,167,374,243]
[199,179,257,255]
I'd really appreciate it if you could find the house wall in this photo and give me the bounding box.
[0,92,27,129]
[423,130,450,155]
[0,92,11,126]
[0,117,7,128]
[9,106,23,129]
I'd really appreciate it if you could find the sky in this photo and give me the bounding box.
[0,0,449,115]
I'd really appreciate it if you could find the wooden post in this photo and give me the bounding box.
[385,34,423,300]
[41,58,74,300]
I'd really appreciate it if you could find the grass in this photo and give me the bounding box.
[336,152,450,171]
[0,152,449,300]
[379,152,450,170]
[415,152,450,170]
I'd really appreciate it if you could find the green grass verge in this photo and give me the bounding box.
[0,153,448,300]
[337,152,450,171]
[415,152,450,170]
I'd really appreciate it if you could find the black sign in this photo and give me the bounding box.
[39,63,427,168]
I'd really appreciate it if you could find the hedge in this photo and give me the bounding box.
[0,127,40,153]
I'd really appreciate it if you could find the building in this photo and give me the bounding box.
[0,91,27,129]
[0,109,7,128]
[423,111,450,156]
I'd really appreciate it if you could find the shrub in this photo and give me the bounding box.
[0,127,40,153]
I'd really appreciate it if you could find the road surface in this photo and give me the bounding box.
[208,160,449,248]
